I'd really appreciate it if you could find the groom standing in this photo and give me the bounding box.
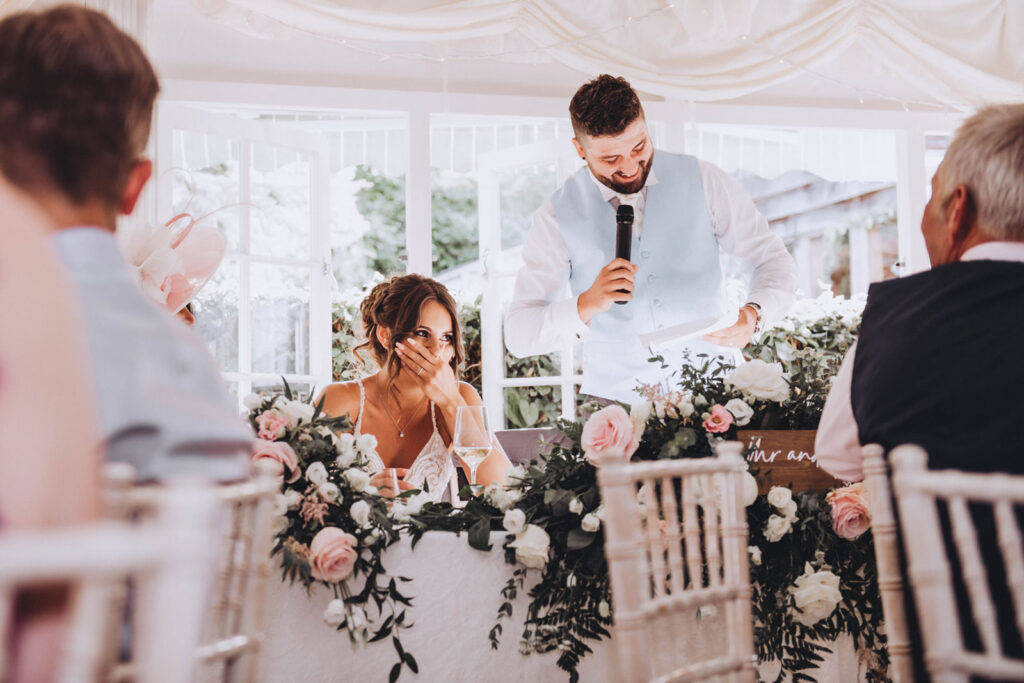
[0,6,252,482]
[505,75,796,403]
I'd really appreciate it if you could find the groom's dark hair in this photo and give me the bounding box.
[0,5,159,208]
[569,74,644,139]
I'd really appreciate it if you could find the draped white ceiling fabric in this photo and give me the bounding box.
[187,0,1024,110]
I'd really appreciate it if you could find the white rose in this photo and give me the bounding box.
[598,600,611,618]
[764,514,793,542]
[581,513,601,533]
[343,468,370,492]
[270,515,289,534]
[724,398,754,427]
[790,563,842,626]
[741,471,759,507]
[779,500,798,521]
[505,465,528,486]
[748,545,762,566]
[318,482,341,502]
[503,508,526,534]
[390,501,412,522]
[335,433,357,468]
[693,394,708,408]
[316,426,337,444]
[356,434,378,457]
[349,605,368,632]
[725,360,790,403]
[568,497,583,515]
[242,393,263,411]
[404,492,431,517]
[350,500,371,528]
[323,598,346,627]
[365,529,382,546]
[509,524,550,569]
[652,398,668,419]
[629,402,651,442]
[283,489,303,510]
[273,494,289,517]
[767,486,793,509]
[485,483,518,511]
[675,395,695,418]
[306,462,329,487]
[277,398,315,427]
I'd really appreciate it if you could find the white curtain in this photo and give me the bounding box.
[188,0,1024,109]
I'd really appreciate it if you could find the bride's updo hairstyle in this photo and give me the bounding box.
[356,274,465,392]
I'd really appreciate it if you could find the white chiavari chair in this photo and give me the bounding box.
[890,444,1024,682]
[860,443,913,682]
[0,482,219,683]
[103,463,278,683]
[597,442,756,683]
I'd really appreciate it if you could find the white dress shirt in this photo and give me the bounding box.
[815,241,1024,482]
[505,158,797,357]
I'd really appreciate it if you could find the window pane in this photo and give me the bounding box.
[170,131,240,250]
[252,379,314,404]
[251,263,311,375]
[193,257,240,372]
[250,146,311,260]
[498,164,556,251]
[503,385,561,429]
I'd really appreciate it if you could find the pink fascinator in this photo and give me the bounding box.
[118,213,227,313]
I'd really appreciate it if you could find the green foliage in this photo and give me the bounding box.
[351,164,480,276]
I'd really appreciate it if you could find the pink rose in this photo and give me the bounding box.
[251,439,300,483]
[827,483,871,540]
[581,405,640,465]
[309,527,359,583]
[256,409,289,441]
[702,404,733,433]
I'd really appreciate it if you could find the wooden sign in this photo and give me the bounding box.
[736,429,841,495]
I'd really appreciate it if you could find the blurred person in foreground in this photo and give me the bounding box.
[0,5,252,483]
[816,103,1024,679]
[0,179,102,682]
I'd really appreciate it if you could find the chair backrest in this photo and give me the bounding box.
[0,482,219,683]
[103,463,278,683]
[860,443,913,682]
[597,442,756,683]
[890,444,1024,682]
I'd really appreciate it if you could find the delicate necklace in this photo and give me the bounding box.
[378,382,426,438]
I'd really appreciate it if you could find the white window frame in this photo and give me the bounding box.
[156,81,960,423]
[154,102,333,402]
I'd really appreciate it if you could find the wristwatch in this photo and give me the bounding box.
[743,302,763,334]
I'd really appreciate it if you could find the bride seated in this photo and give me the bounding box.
[319,274,510,501]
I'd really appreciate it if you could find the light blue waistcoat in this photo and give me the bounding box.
[553,151,726,402]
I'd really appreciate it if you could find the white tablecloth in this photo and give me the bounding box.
[259,531,861,682]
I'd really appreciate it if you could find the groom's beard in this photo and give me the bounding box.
[592,151,654,195]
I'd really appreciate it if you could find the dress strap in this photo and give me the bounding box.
[355,379,366,436]
[429,401,438,432]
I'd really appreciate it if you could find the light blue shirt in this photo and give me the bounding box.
[53,227,251,481]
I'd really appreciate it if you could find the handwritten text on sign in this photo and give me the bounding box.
[736,430,839,494]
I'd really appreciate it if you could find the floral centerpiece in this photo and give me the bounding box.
[255,292,877,682]
[246,381,433,682]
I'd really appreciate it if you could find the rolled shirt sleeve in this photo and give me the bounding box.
[699,160,797,329]
[504,199,590,358]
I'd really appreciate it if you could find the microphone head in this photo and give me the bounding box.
[616,204,634,223]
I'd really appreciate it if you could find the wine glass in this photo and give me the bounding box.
[453,405,492,487]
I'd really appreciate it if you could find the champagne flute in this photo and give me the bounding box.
[453,405,492,487]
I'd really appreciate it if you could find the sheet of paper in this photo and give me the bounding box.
[638,313,736,353]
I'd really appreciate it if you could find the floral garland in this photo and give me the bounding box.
[246,381,433,682]
[253,293,880,682]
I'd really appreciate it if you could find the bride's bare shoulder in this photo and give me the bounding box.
[318,380,364,420]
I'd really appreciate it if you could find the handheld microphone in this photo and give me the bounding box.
[614,204,633,304]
